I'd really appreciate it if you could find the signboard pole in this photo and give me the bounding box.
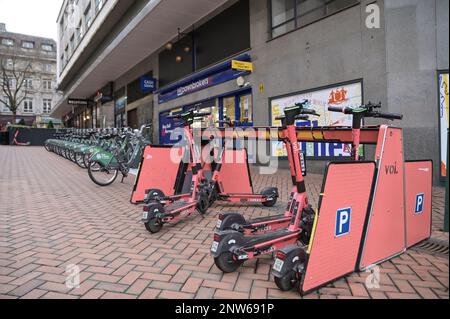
[445,129,449,233]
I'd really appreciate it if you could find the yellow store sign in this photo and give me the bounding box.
[232,60,254,72]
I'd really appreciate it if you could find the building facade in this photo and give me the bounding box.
[0,23,61,128]
[52,0,449,183]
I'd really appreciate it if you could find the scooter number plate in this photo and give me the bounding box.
[216,219,222,229]
[142,212,149,221]
[273,258,284,273]
[211,241,219,253]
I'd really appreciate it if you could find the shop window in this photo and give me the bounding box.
[193,105,220,129]
[187,99,220,129]
[270,0,359,39]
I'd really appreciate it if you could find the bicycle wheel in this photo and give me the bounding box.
[88,162,119,187]
[75,153,87,169]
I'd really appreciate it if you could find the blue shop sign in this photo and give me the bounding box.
[141,76,157,93]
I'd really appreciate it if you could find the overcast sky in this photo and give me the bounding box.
[0,0,63,40]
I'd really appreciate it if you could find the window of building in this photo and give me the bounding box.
[23,98,33,113]
[69,35,75,56]
[43,99,52,114]
[4,58,13,68]
[270,0,359,38]
[22,41,34,49]
[43,80,52,90]
[43,63,52,73]
[5,77,15,88]
[60,17,65,39]
[114,87,127,111]
[76,20,84,41]
[95,0,104,13]
[1,38,14,46]
[41,44,53,51]
[85,4,92,29]
[24,78,33,89]
[1,96,10,112]
[64,45,69,64]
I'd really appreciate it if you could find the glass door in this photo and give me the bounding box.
[238,93,253,125]
[218,90,253,127]
[223,96,236,122]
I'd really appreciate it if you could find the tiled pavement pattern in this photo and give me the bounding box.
[0,146,448,300]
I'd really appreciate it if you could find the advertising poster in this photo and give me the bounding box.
[439,72,449,178]
[270,81,363,158]
[159,108,184,145]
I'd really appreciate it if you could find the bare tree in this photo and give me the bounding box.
[0,51,33,124]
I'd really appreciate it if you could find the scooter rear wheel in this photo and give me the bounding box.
[274,271,298,292]
[144,218,163,234]
[214,252,243,273]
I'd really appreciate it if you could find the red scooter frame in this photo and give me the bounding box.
[210,105,317,273]
[206,122,279,209]
[271,104,403,292]
[142,111,211,234]
[213,109,310,235]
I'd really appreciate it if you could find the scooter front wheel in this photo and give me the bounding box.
[214,252,244,273]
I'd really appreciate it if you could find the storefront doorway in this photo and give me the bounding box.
[159,88,253,144]
[128,109,139,129]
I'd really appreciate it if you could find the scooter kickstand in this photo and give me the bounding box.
[254,258,260,274]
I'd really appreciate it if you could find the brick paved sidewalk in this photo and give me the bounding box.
[0,146,448,299]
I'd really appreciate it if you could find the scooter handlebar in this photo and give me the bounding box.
[374,112,403,121]
[328,106,352,114]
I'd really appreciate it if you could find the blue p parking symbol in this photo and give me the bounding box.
[415,194,424,214]
[336,208,351,237]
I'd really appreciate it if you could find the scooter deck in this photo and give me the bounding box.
[166,200,196,214]
[249,214,289,224]
[242,229,297,249]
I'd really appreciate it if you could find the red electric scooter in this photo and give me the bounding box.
[12,129,31,146]
[142,110,212,233]
[328,102,403,160]
[205,120,279,208]
[211,104,318,273]
[213,102,311,235]
[270,103,403,292]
